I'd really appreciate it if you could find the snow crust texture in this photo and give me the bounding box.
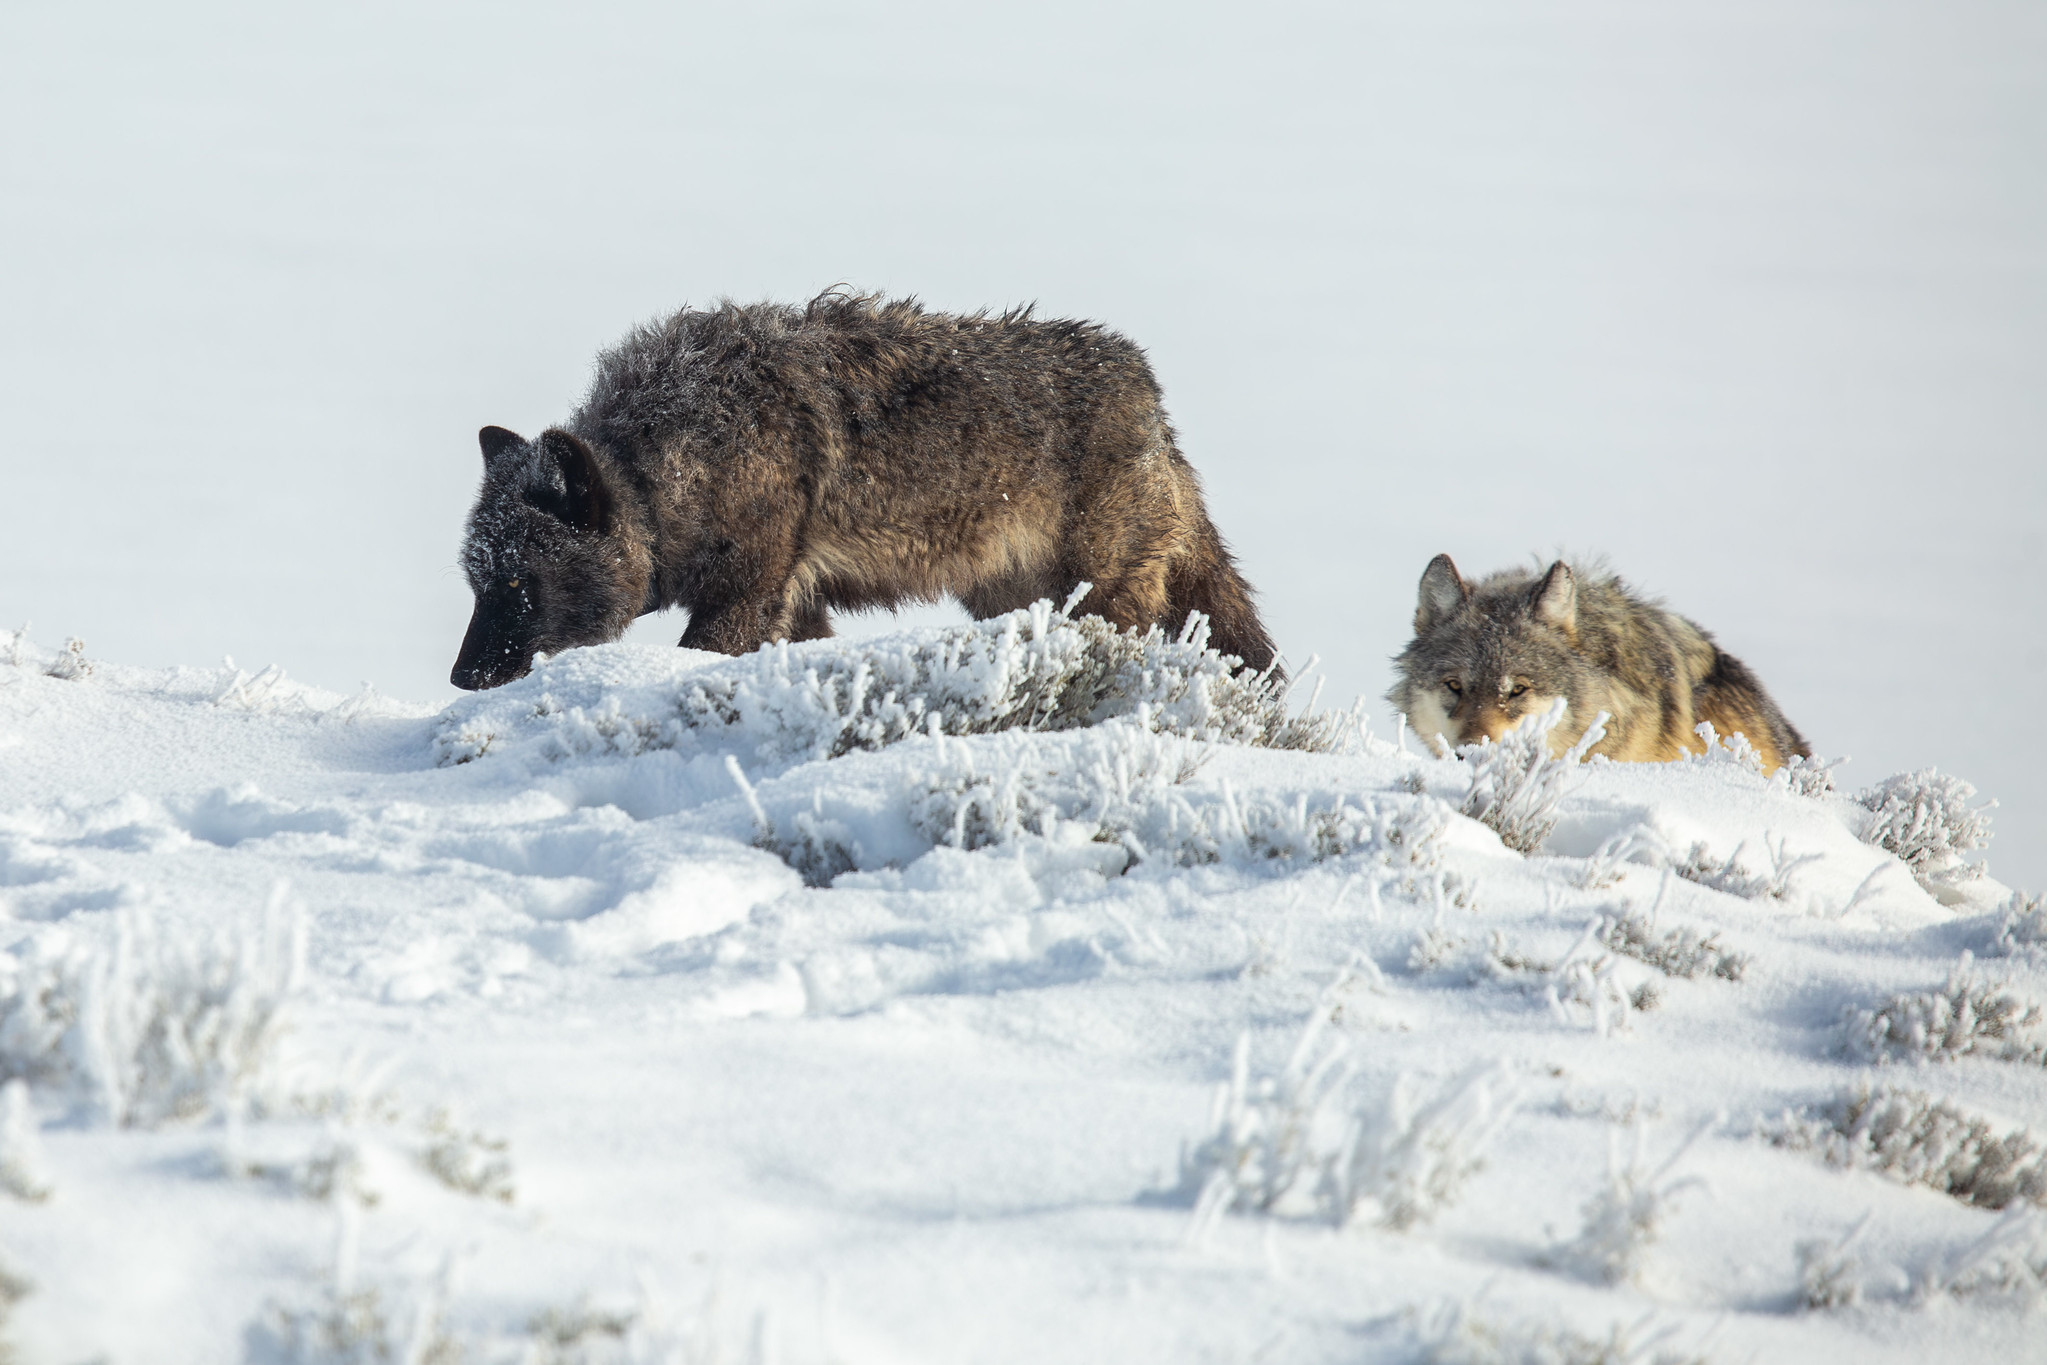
[1,622,2043,1364]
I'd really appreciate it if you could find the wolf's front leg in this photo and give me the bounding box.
[678,587,827,655]
[677,595,783,655]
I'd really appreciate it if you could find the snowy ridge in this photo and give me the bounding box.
[431,597,1347,772]
[1,623,2043,1363]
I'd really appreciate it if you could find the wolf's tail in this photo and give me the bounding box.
[1167,516,1279,678]
[1692,648,1811,773]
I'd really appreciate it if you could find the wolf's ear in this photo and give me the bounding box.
[539,429,615,536]
[479,426,525,466]
[1533,560,1577,633]
[1415,554,1468,632]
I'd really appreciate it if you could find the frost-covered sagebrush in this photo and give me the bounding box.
[1177,1006,1516,1238]
[0,1081,52,1203]
[1455,701,1606,854]
[1840,956,2046,1067]
[1417,1302,1713,1365]
[1796,1216,1869,1312]
[1556,1121,1710,1286]
[436,597,1352,769]
[908,720,1451,876]
[1994,890,2047,958]
[1766,1084,2047,1210]
[1917,1208,2047,1306]
[1856,767,1994,894]
[1596,909,1749,983]
[1667,833,1816,902]
[0,899,303,1125]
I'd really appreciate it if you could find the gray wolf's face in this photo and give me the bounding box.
[451,426,624,691]
[1394,554,1585,752]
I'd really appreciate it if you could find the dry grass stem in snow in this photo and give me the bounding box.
[1455,701,1607,854]
[1841,956,2047,1066]
[1766,1084,2047,1210]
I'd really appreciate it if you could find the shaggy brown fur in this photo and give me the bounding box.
[452,291,1276,689]
[1387,555,1810,772]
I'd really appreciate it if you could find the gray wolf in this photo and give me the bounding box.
[452,291,1277,690]
[1386,555,1810,772]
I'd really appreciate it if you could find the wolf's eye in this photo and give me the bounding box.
[506,579,520,589]
[1509,683,1528,699]
[1445,680,1462,695]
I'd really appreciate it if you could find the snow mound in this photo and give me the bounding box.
[1,626,2042,1363]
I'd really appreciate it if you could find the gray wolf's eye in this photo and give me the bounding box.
[1509,683,1528,698]
[507,579,521,589]
[1445,680,1462,694]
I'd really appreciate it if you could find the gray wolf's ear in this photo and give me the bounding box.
[479,426,525,465]
[539,429,615,536]
[1533,560,1577,633]
[1415,554,1468,632]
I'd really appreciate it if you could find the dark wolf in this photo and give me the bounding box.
[1386,555,1810,772]
[451,291,1277,690]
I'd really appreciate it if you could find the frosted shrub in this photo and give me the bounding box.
[436,596,1353,768]
[1455,703,1606,854]
[1918,1208,2047,1306]
[1596,910,1749,983]
[906,720,1454,879]
[1775,753,1841,799]
[0,1080,52,1202]
[1796,1216,1870,1311]
[1326,1065,1519,1231]
[0,1260,29,1362]
[0,898,303,1125]
[1558,1121,1710,1286]
[1841,956,2046,1067]
[1766,1084,2047,1210]
[1418,1303,1712,1365]
[1667,834,1815,902]
[1856,768,1993,893]
[1993,890,2047,958]
[268,1281,458,1365]
[1178,1010,1515,1238]
[421,1109,515,1204]
[1180,1024,1353,1238]
[44,636,92,681]
[1537,923,1651,1037]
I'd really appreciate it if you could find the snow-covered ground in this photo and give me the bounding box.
[4,617,2044,1363]
[0,0,2041,886]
